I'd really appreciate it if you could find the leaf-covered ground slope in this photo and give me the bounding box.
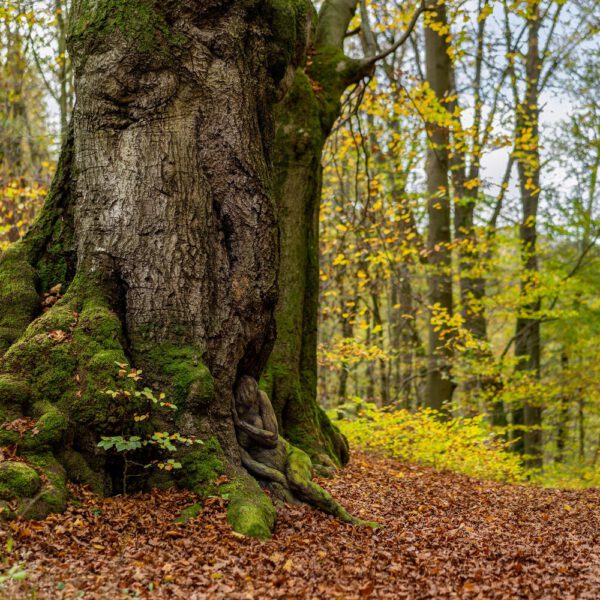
[1,451,599,599]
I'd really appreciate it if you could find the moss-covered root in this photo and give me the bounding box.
[286,442,378,528]
[172,439,275,537]
[0,271,132,517]
[225,475,276,539]
[297,407,349,475]
[0,462,41,513]
[0,454,68,520]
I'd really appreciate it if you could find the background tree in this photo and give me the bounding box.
[423,0,454,410]
[316,0,599,483]
[1,2,53,248]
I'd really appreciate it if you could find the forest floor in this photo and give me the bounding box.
[0,451,599,599]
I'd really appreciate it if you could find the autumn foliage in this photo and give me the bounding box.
[1,452,599,598]
[0,0,600,594]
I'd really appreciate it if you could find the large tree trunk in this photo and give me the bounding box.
[0,0,321,537]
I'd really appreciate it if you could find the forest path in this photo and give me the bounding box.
[1,451,599,599]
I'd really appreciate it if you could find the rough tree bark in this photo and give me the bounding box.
[0,0,357,538]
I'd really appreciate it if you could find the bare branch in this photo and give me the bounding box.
[488,156,514,232]
[359,3,429,70]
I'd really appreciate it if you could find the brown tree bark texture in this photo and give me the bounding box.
[0,0,326,536]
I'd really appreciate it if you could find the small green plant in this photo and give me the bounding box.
[0,537,26,587]
[97,363,203,491]
[0,563,27,586]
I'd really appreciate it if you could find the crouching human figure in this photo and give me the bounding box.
[232,375,361,524]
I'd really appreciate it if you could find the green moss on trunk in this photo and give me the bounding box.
[69,0,185,54]
[0,272,130,513]
[144,344,214,409]
[268,65,349,471]
[176,438,224,494]
[0,243,39,355]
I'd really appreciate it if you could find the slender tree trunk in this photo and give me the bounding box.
[451,0,487,350]
[390,284,400,402]
[398,272,417,409]
[555,350,569,463]
[55,0,71,140]
[337,290,354,400]
[371,292,389,405]
[578,396,585,460]
[513,0,542,468]
[365,323,376,403]
[1,29,33,177]
[424,0,454,411]
[389,168,422,411]
[449,11,507,426]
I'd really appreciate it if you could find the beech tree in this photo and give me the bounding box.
[422,0,453,411]
[0,0,325,536]
[265,0,366,470]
